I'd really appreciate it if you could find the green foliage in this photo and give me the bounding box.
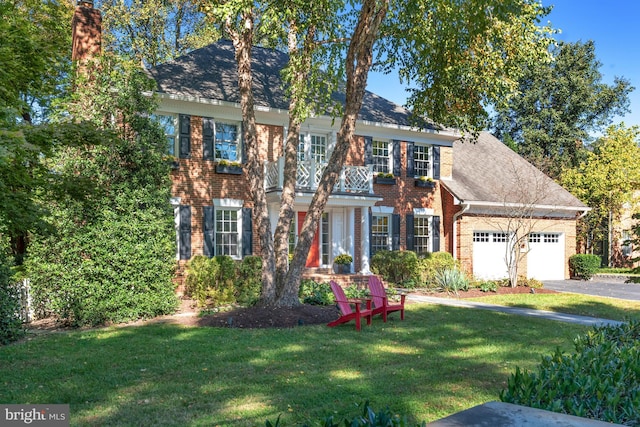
[298,280,334,306]
[416,252,456,288]
[501,321,640,425]
[266,401,426,426]
[236,256,263,306]
[344,285,369,300]
[434,268,469,294]
[184,256,235,307]
[493,41,632,178]
[371,251,418,286]
[0,247,24,345]
[477,281,498,293]
[569,254,602,280]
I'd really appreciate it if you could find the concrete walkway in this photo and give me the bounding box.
[407,294,624,327]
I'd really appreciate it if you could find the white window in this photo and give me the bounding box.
[153,114,177,156]
[215,122,240,161]
[473,232,490,243]
[529,233,542,243]
[414,216,431,255]
[544,233,559,244]
[372,140,391,174]
[371,215,390,255]
[298,132,329,163]
[213,199,243,259]
[413,144,431,177]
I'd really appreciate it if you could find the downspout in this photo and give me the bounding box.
[452,202,470,260]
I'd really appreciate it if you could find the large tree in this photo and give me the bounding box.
[493,40,633,179]
[561,124,640,264]
[197,0,555,307]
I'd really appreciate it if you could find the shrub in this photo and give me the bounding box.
[569,254,601,280]
[236,256,262,306]
[478,281,498,293]
[334,254,353,265]
[371,250,418,287]
[184,255,236,307]
[417,252,456,288]
[344,284,369,299]
[434,268,469,294]
[501,321,640,425]
[0,249,24,345]
[298,280,334,305]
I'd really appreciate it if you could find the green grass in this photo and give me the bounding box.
[467,293,640,322]
[596,267,640,276]
[0,304,589,426]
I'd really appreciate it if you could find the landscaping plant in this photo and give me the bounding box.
[568,254,601,280]
[501,320,640,425]
[0,247,24,345]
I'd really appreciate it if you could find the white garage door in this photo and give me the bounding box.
[527,233,565,280]
[472,231,510,280]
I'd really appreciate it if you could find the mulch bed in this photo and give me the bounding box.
[27,286,558,332]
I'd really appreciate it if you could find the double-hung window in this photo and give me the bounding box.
[216,209,239,257]
[622,231,633,257]
[298,132,329,163]
[371,215,390,255]
[215,122,240,161]
[153,114,177,156]
[372,140,390,174]
[413,216,431,255]
[413,144,431,177]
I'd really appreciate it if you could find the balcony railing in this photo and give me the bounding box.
[265,157,374,194]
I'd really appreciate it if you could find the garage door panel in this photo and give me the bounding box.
[527,233,564,280]
[473,231,509,280]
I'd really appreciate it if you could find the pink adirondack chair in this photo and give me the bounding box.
[368,276,406,322]
[327,281,373,331]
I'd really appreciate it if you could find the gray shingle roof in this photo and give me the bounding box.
[148,40,423,127]
[442,132,587,209]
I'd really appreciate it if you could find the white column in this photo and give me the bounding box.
[347,207,355,273]
[360,207,371,274]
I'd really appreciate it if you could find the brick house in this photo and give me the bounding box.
[148,39,589,282]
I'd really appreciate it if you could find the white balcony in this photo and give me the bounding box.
[265,157,374,194]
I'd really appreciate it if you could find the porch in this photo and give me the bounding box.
[264,157,374,194]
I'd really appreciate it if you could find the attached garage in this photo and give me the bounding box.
[527,232,565,280]
[472,231,510,280]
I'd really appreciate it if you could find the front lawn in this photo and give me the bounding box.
[467,293,640,322]
[0,304,588,426]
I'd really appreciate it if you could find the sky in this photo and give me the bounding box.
[366,0,640,132]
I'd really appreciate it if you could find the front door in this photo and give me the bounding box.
[298,212,320,267]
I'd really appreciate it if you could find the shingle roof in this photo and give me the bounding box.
[148,40,425,127]
[442,132,587,209]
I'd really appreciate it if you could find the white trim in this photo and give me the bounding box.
[213,198,244,208]
[170,197,181,206]
[413,208,435,216]
[371,206,395,214]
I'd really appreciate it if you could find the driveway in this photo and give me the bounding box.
[543,276,640,301]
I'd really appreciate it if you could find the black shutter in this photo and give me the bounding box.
[364,136,373,165]
[178,114,191,159]
[392,140,401,176]
[203,206,214,257]
[179,205,191,260]
[242,207,252,256]
[406,214,414,251]
[392,213,400,251]
[406,141,415,177]
[203,117,214,160]
[432,216,441,252]
[433,146,440,179]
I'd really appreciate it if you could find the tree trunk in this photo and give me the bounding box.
[277,0,389,306]
[228,14,277,306]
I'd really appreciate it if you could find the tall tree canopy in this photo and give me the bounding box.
[492,40,633,179]
[561,124,640,259]
[195,0,555,307]
[97,0,211,67]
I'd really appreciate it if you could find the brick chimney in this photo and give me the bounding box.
[72,1,101,63]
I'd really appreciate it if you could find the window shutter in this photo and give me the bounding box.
[433,146,440,179]
[432,216,441,252]
[178,114,191,159]
[242,207,252,256]
[202,117,214,160]
[203,206,214,257]
[392,213,400,251]
[392,140,401,176]
[179,205,192,260]
[406,141,415,177]
[364,136,373,165]
[406,214,414,251]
